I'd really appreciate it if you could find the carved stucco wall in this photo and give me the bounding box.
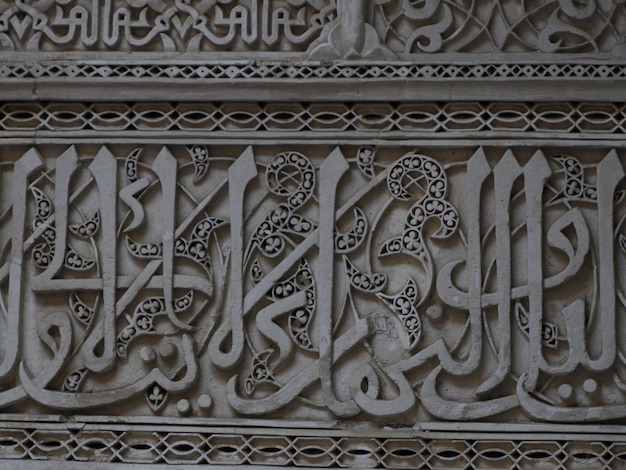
[0,1,626,468]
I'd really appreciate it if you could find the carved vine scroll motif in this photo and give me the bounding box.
[0,144,622,424]
[375,0,626,54]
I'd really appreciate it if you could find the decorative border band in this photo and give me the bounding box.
[1,102,624,138]
[1,61,625,81]
[0,422,624,468]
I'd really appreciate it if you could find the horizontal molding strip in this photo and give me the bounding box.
[1,61,625,102]
[1,101,624,137]
[0,420,624,468]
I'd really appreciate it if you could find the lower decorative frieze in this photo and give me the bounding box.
[0,420,624,468]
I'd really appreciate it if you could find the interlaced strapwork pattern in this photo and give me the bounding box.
[0,425,624,468]
[1,102,624,134]
[1,62,625,81]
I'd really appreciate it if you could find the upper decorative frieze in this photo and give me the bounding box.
[0,0,336,53]
[0,0,625,56]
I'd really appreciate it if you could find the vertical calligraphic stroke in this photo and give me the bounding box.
[524,150,552,391]
[82,147,118,373]
[209,146,258,369]
[476,151,522,395]
[0,149,43,380]
[318,147,360,416]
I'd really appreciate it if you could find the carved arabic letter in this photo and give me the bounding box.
[437,207,590,310]
[33,146,79,289]
[544,208,590,288]
[476,150,522,396]
[0,311,72,408]
[584,150,624,371]
[423,366,518,420]
[256,291,308,368]
[442,147,490,375]
[0,148,43,381]
[352,366,416,417]
[151,147,191,332]
[22,335,197,409]
[421,150,522,420]
[318,147,360,417]
[120,178,150,233]
[517,372,626,422]
[81,147,118,373]
[524,150,553,392]
[538,299,585,375]
[227,319,369,415]
[517,151,620,395]
[209,146,257,369]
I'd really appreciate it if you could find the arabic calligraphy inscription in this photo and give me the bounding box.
[0,144,623,424]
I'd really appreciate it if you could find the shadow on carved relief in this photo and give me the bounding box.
[1,0,626,55]
[375,0,626,53]
[0,144,624,424]
[0,0,336,52]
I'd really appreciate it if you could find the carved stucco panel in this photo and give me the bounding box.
[1,0,626,56]
[0,143,620,426]
[1,1,626,468]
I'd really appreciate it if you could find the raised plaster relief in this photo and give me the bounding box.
[0,144,624,424]
[1,61,624,81]
[1,0,625,54]
[0,0,336,52]
[375,0,626,53]
[3,424,624,466]
[2,101,624,135]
